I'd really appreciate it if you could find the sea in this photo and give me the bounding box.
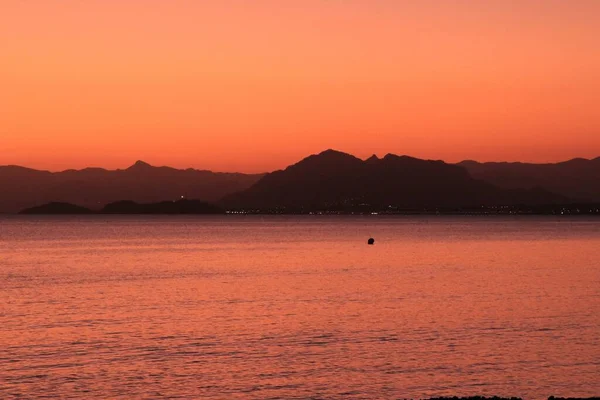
[1,216,598,399]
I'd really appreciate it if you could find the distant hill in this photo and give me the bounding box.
[458,157,600,202]
[221,150,568,211]
[101,199,223,214]
[0,161,263,213]
[19,202,93,215]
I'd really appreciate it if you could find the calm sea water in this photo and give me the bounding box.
[0,216,598,399]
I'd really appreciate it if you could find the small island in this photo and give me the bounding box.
[101,199,223,214]
[19,202,94,215]
[18,199,224,215]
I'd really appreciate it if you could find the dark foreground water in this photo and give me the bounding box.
[0,216,598,399]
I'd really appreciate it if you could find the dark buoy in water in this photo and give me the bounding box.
[368,238,375,245]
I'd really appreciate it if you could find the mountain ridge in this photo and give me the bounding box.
[2,152,599,213]
[221,149,570,211]
[458,157,600,202]
[5,154,599,174]
[0,161,264,213]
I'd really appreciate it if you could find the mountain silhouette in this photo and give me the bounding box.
[0,162,263,213]
[221,150,568,211]
[3,152,596,214]
[458,157,600,202]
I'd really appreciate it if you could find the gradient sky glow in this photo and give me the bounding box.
[2,0,600,172]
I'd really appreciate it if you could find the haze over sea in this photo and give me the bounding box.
[1,216,598,399]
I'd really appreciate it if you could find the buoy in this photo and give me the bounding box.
[368,238,375,245]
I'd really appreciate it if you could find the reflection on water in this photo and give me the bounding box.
[0,216,599,399]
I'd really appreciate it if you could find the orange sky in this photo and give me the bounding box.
[2,0,599,173]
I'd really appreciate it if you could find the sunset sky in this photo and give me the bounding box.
[2,0,599,173]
